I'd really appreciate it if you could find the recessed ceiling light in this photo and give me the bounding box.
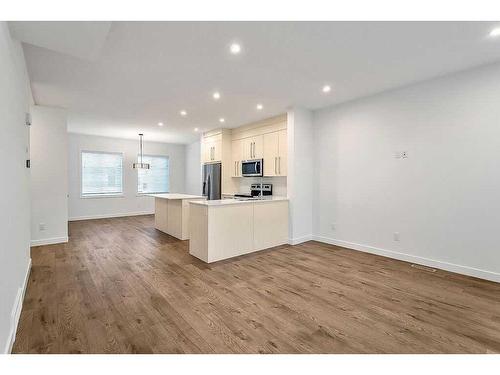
[194,127,199,132]
[256,104,263,110]
[213,92,221,100]
[158,122,164,127]
[180,110,187,116]
[322,85,331,93]
[230,43,241,54]
[219,118,225,123]
[489,27,500,37]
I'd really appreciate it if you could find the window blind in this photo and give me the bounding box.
[137,155,169,194]
[81,151,123,196]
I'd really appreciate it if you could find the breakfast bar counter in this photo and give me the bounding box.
[189,198,289,263]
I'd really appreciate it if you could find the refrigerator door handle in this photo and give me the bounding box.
[207,175,211,200]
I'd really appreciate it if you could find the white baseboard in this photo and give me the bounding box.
[288,235,313,245]
[312,235,500,284]
[4,258,31,354]
[31,236,68,247]
[69,211,154,221]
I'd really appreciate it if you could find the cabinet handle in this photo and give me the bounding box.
[235,161,237,176]
[274,157,277,174]
[279,156,281,174]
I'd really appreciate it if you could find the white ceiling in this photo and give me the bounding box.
[11,21,500,144]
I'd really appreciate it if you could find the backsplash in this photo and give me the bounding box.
[235,176,287,197]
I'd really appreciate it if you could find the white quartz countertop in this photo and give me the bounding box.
[189,196,288,206]
[149,193,205,200]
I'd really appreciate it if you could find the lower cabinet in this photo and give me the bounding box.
[189,200,289,263]
[253,200,289,251]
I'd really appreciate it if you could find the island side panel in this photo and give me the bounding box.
[167,199,183,239]
[208,203,254,262]
[154,197,168,233]
[181,198,205,240]
[189,203,209,262]
[253,201,289,251]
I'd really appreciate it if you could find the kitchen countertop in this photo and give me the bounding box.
[148,193,205,200]
[189,196,288,206]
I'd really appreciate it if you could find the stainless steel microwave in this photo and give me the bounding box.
[241,159,263,177]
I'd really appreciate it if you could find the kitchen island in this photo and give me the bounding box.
[189,197,289,263]
[150,193,205,240]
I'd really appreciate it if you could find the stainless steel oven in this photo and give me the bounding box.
[241,159,263,177]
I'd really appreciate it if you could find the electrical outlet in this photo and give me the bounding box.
[39,223,46,231]
[393,232,400,242]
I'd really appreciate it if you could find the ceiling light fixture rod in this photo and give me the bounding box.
[133,133,150,169]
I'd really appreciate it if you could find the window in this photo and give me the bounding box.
[137,155,169,194]
[81,151,123,197]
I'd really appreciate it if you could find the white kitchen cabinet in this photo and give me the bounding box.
[277,129,287,176]
[242,135,263,160]
[202,136,222,163]
[231,139,243,177]
[263,131,279,176]
[253,200,289,251]
[263,129,287,176]
[189,199,289,263]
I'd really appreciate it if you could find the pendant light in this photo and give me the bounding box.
[133,133,150,169]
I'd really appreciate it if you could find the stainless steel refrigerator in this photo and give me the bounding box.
[202,162,221,200]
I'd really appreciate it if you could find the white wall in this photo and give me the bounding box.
[68,133,186,220]
[312,62,500,282]
[30,105,68,246]
[287,107,314,244]
[0,23,32,353]
[184,140,202,195]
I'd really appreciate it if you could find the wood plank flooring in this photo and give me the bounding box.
[12,215,500,353]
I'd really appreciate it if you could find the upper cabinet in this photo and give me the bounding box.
[202,134,222,163]
[242,135,263,160]
[230,114,288,178]
[263,129,287,177]
[277,129,287,176]
[263,131,279,176]
[231,139,243,177]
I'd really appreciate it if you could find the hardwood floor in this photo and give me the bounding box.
[12,215,500,353]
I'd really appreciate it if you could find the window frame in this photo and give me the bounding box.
[80,150,125,199]
[136,154,170,195]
